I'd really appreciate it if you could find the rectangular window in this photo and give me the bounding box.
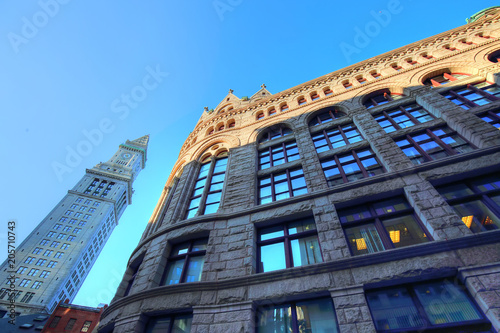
[16,267,27,274]
[73,228,81,234]
[65,210,73,216]
[366,279,492,332]
[436,174,500,233]
[47,261,57,268]
[31,281,42,289]
[79,206,87,211]
[162,238,207,285]
[395,126,475,165]
[61,243,70,250]
[479,108,500,129]
[259,168,307,204]
[256,298,339,333]
[259,141,300,169]
[68,219,77,224]
[55,252,64,259]
[88,208,96,213]
[65,318,77,330]
[19,279,31,287]
[43,250,53,257]
[47,232,55,237]
[40,271,50,278]
[20,292,35,303]
[93,201,100,207]
[442,82,500,109]
[76,197,83,203]
[321,148,385,186]
[78,221,87,226]
[67,235,76,241]
[35,259,47,266]
[84,199,91,204]
[311,123,364,153]
[338,197,431,256]
[145,315,192,333]
[258,218,322,273]
[70,204,78,209]
[63,226,71,232]
[80,320,92,332]
[40,239,49,246]
[83,214,91,220]
[57,233,66,240]
[374,103,434,133]
[53,224,62,230]
[50,241,60,248]
[74,212,82,218]
[32,248,42,255]
[185,157,228,219]
[27,269,39,276]
[24,257,35,264]
[49,316,61,328]
[59,217,68,223]
[0,288,8,299]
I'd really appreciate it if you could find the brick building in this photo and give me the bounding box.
[42,300,105,333]
[99,7,500,333]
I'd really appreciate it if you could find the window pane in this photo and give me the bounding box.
[192,239,207,252]
[451,200,500,232]
[274,182,290,195]
[205,192,221,204]
[185,256,204,283]
[164,259,185,285]
[373,198,409,215]
[437,184,474,199]
[367,287,424,330]
[295,298,339,333]
[257,305,292,333]
[291,236,323,267]
[172,316,192,333]
[414,281,482,325]
[203,202,220,215]
[338,206,371,223]
[260,242,286,272]
[260,225,284,241]
[345,224,385,255]
[471,175,500,191]
[146,317,171,333]
[288,219,316,234]
[382,215,429,248]
[172,243,190,255]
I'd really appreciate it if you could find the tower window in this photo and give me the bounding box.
[162,238,207,285]
[257,217,323,273]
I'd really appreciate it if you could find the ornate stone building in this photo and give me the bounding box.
[0,136,149,316]
[100,8,500,333]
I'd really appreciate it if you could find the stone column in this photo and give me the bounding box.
[191,302,254,333]
[330,285,375,333]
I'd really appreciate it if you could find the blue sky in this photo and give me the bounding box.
[0,1,497,307]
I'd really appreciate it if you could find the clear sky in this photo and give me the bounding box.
[0,0,497,307]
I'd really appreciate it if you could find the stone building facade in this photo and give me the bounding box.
[0,136,149,316]
[100,8,500,333]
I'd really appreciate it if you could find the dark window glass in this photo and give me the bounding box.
[258,218,322,273]
[424,72,470,87]
[80,320,92,332]
[479,108,500,129]
[338,197,431,256]
[366,279,492,332]
[65,318,77,330]
[321,148,385,186]
[395,126,475,165]
[145,315,192,333]
[259,126,292,143]
[49,316,61,328]
[436,174,500,233]
[374,103,434,133]
[312,123,363,153]
[163,239,207,285]
[309,108,346,126]
[185,157,228,219]
[364,91,403,109]
[258,169,307,205]
[259,141,300,169]
[256,298,339,333]
[442,82,500,109]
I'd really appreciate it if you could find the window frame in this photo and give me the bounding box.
[258,168,307,204]
[258,140,300,170]
[161,238,208,285]
[257,218,323,273]
[144,314,192,333]
[309,108,346,126]
[364,91,403,109]
[311,122,364,153]
[374,103,435,133]
[442,82,500,109]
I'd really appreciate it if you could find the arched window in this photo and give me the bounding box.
[487,50,500,63]
[310,92,320,101]
[256,112,265,120]
[371,72,382,80]
[259,125,293,143]
[298,97,307,105]
[207,127,214,136]
[280,104,289,112]
[228,121,236,128]
[423,72,470,87]
[363,90,403,109]
[323,88,333,96]
[268,108,277,116]
[309,108,347,126]
[218,124,225,131]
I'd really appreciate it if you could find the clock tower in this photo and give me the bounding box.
[0,135,149,315]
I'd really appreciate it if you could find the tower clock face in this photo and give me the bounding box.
[121,153,132,159]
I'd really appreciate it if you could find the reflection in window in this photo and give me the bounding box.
[374,103,434,133]
[338,197,431,256]
[257,298,339,333]
[479,108,500,129]
[442,82,500,109]
[366,279,491,332]
[259,141,300,169]
[258,169,307,204]
[311,123,363,153]
[259,126,292,143]
[258,218,322,273]
[395,126,475,165]
[309,108,347,126]
[145,314,192,333]
[436,174,500,233]
[162,239,207,285]
[321,148,385,186]
[185,156,228,219]
[363,91,403,109]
